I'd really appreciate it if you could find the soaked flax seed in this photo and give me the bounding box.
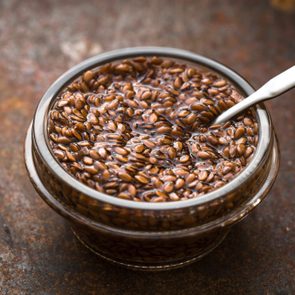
[48,57,258,202]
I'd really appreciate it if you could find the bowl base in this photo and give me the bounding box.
[72,227,229,271]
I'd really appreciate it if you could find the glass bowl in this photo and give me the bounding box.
[24,47,280,271]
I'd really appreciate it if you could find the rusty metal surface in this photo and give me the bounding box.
[0,0,294,294]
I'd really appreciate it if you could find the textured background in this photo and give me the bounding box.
[0,0,294,294]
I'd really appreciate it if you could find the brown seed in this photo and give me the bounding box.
[75,98,85,110]
[201,111,215,120]
[105,94,116,102]
[115,63,132,73]
[101,170,111,180]
[163,182,174,193]
[121,162,134,171]
[236,137,247,144]
[245,146,253,158]
[71,162,83,171]
[175,178,185,189]
[135,175,149,184]
[66,151,76,162]
[169,192,180,201]
[191,103,207,112]
[170,67,183,74]
[246,127,254,136]
[174,141,183,151]
[157,126,171,134]
[179,155,190,163]
[149,112,158,123]
[235,127,245,139]
[253,123,259,134]
[173,77,182,89]
[219,137,228,145]
[56,136,72,144]
[229,145,237,158]
[178,109,190,117]
[143,140,156,148]
[83,156,93,165]
[152,177,163,188]
[223,147,230,158]
[107,121,117,132]
[57,100,68,107]
[217,100,228,111]
[104,182,118,189]
[185,113,197,125]
[206,172,215,182]
[185,97,197,105]
[54,150,65,160]
[213,80,227,87]
[106,189,117,195]
[88,113,98,124]
[153,196,165,202]
[187,68,196,77]
[134,144,145,153]
[114,147,129,156]
[118,172,133,182]
[243,117,253,126]
[167,147,177,159]
[151,56,163,65]
[208,105,219,116]
[128,184,137,196]
[197,151,211,159]
[72,129,82,141]
[174,168,189,176]
[188,180,199,188]
[186,173,196,183]
[201,98,215,106]
[98,148,108,159]
[83,70,94,83]
[208,135,218,145]
[196,170,207,181]
[117,123,126,132]
[149,157,158,164]
[222,165,233,175]
[133,56,146,63]
[214,181,225,188]
[118,193,131,200]
[89,150,100,160]
[142,91,152,100]
[115,155,128,163]
[237,143,246,156]
[201,78,212,85]
[226,100,235,108]
[150,166,159,174]
[84,166,98,174]
[75,122,86,132]
[126,90,135,99]
[162,175,176,182]
[133,153,148,161]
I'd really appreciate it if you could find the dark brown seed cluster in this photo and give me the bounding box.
[48,57,258,202]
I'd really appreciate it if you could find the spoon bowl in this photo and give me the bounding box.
[213,65,295,124]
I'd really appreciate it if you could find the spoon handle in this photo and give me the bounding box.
[213,65,295,124]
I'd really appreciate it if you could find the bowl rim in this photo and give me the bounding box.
[32,46,271,210]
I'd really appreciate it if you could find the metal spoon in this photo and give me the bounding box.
[213,65,295,125]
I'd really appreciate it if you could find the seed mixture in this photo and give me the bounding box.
[48,56,258,202]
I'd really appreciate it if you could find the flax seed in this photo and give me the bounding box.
[118,172,133,182]
[135,175,149,184]
[49,56,258,202]
[114,147,129,156]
